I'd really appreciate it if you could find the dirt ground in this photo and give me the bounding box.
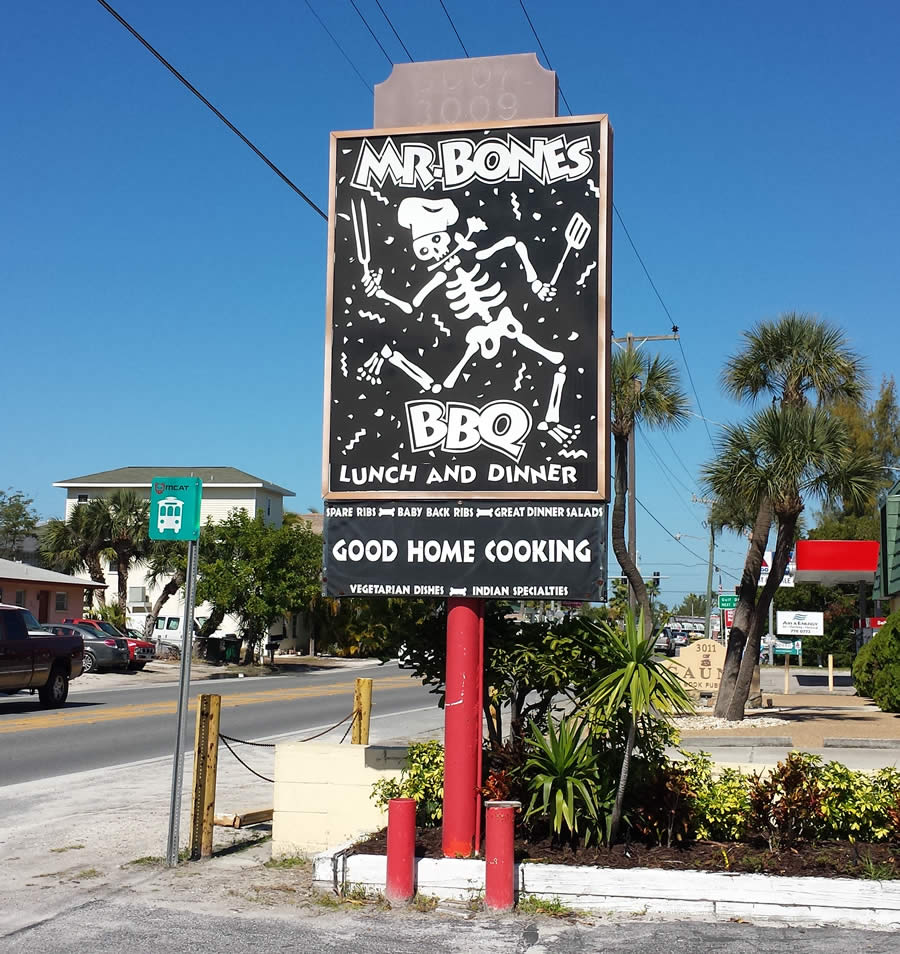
[677,695,900,749]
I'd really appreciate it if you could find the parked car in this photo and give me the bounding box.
[0,603,83,706]
[64,618,155,670]
[654,628,677,657]
[46,623,129,673]
[672,631,689,648]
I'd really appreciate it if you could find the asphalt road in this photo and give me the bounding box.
[7,902,897,954]
[0,662,435,786]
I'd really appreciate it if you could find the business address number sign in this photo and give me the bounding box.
[322,115,612,600]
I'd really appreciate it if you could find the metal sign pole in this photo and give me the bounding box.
[166,537,199,867]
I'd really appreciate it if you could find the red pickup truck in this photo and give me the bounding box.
[0,603,83,707]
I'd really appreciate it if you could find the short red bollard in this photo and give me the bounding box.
[484,800,520,911]
[385,797,416,903]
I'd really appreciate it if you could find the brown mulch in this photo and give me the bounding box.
[353,826,900,879]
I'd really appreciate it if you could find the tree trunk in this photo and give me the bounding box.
[609,713,636,845]
[611,433,652,636]
[714,500,773,716]
[725,515,797,720]
[116,552,130,614]
[86,556,106,609]
[145,570,184,640]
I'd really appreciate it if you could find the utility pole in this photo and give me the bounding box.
[691,495,717,640]
[613,331,680,608]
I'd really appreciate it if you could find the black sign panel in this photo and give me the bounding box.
[323,501,608,601]
[323,116,611,501]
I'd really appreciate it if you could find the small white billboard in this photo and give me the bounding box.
[777,610,824,636]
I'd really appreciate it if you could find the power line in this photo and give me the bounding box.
[635,495,740,582]
[303,0,373,94]
[636,426,705,528]
[678,337,715,445]
[658,430,701,493]
[517,1,574,116]
[374,0,414,60]
[438,0,470,56]
[349,0,394,65]
[94,0,328,221]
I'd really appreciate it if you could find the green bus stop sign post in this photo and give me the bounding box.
[149,477,203,866]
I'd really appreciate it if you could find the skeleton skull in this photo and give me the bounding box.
[413,230,452,261]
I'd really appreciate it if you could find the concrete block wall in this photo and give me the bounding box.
[272,741,407,856]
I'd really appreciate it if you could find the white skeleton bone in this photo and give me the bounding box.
[538,365,567,431]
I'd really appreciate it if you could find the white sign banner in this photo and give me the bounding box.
[777,610,823,636]
[760,550,795,587]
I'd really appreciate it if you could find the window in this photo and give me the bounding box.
[0,609,27,640]
[166,617,181,630]
[128,586,146,604]
[14,590,26,607]
[77,494,89,503]
[266,496,272,517]
[156,617,166,630]
[55,592,68,612]
[108,560,117,574]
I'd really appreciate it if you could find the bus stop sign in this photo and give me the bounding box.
[150,476,202,541]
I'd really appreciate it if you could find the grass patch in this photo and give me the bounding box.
[411,893,439,912]
[312,891,343,908]
[50,844,85,854]
[859,854,899,880]
[264,855,308,870]
[73,868,102,880]
[127,856,163,867]
[517,895,576,918]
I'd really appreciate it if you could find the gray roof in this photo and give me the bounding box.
[0,558,106,589]
[54,467,294,497]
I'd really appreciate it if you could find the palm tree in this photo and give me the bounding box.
[611,348,689,634]
[144,540,187,639]
[711,313,868,718]
[582,608,694,844]
[705,403,877,720]
[40,504,108,608]
[87,490,151,614]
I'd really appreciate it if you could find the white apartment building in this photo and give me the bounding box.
[53,466,296,640]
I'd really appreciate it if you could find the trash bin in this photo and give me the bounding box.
[205,636,222,663]
[223,635,241,664]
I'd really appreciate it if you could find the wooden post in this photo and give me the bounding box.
[352,677,373,744]
[784,657,790,695]
[189,693,221,860]
[828,654,834,693]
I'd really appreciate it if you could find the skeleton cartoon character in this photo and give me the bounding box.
[359,196,568,392]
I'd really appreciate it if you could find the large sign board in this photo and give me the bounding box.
[323,500,606,600]
[322,115,611,501]
[149,477,202,542]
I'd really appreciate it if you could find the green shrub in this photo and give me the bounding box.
[682,753,752,842]
[874,663,900,713]
[371,740,444,826]
[746,752,825,850]
[818,762,900,841]
[523,715,615,846]
[852,611,900,705]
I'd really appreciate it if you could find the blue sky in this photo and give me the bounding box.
[3,1,898,606]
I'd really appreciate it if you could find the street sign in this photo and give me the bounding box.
[774,638,802,656]
[777,610,824,636]
[722,608,735,629]
[718,594,738,609]
[323,500,607,600]
[150,477,202,541]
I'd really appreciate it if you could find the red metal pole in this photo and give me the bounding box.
[484,800,520,911]
[473,610,484,856]
[385,797,416,902]
[442,597,483,858]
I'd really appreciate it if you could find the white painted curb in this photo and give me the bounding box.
[313,843,900,927]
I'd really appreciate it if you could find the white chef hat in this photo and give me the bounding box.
[397,197,459,240]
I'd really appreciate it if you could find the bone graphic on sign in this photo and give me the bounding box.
[549,213,591,285]
[357,351,384,384]
[378,507,396,516]
[449,586,467,596]
[383,344,436,391]
[352,199,413,313]
[547,422,582,455]
[538,365,567,431]
[476,507,494,517]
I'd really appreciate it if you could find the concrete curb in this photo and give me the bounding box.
[312,843,900,928]
[823,738,900,749]
[680,736,794,747]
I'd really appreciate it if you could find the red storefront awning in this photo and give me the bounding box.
[793,539,880,585]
